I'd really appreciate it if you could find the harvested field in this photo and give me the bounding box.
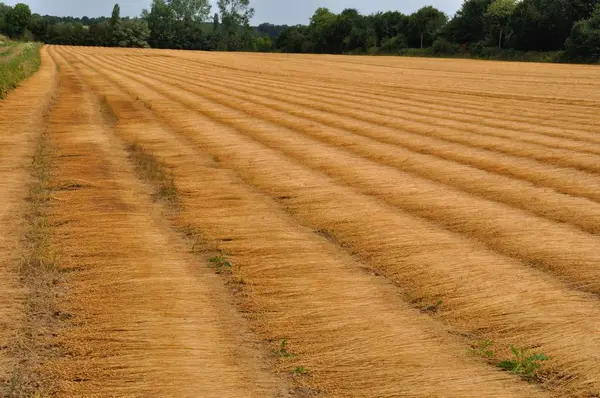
[1,45,600,397]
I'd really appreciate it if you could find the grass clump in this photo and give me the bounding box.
[126,143,178,205]
[497,345,549,381]
[208,255,232,274]
[0,42,41,99]
[276,339,296,358]
[472,339,495,359]
[292,366,309,376]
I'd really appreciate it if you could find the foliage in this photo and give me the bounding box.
[498,345,549,380]
[380,34,408,53]
[407,6,448,48]
[170,0,212,22]
[6,3,31,37]
[0,0,598,62]
[443,0,493,44]
[565,5,600,59]
[485,0,517,47]
[432,37,459,54]
[0,42,41,98]
[110,3,120,26]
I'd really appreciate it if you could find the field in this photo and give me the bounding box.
[1,45,600,397]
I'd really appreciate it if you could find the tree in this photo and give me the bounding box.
[212,12,219,32]
[0,3,12,34]
[369,11,409,46]
[443,0,494,44]
[565,5,600,59]
[408,6,448,48]
[217,0,254,50]
[218,0,254,30]
[169,0,211,22]
[143,0,176,48]
[110,3,120,26]
[110,19,150,47]
[485,0,516,47]
[6,3,31,37]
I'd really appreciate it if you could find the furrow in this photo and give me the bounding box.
[173,51,600,122]
[51,46,549,398]
[62,46,600,397]
[42,48,289,397]
[82,50,600,294]
[102,50,600,203]
[138,56,600,171]
[142,54,600,148]
[0,47,57,392]
[98,53,600,235]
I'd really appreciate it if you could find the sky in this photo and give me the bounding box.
[2,0,464,25]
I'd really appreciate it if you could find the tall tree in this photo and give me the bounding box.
[6,2,31,37]
[143,0,176,48]
[443,0,494,44]
[217,0,254,31]
[169,0,211,21]
[485,0,516,47]
[408,6,448,48]
[565,4,600,59]
[110,3,120,26]
[212,12,219,32]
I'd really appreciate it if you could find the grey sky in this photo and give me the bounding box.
[3,0,463,25]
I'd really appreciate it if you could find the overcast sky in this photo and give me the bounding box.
[2,0,463,25]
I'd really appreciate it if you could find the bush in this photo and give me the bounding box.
[565,7,600,61]
[367,46,379,55]
[432,37,459,55]
[468,40,487,56]
[380,34,408,53]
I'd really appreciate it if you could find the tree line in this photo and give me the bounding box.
[277,0,600,60]
[0,0,599,61]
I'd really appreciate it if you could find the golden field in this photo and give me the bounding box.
[1,46,600,397]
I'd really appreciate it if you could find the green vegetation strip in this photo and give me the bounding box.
[0,43,41,99]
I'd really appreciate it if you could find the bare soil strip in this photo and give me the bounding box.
[0,47,58,395]
[38,51,290,397]
[78,52,600,296]
[60,46,600,397]
[50,46,553,398]
[96,53,600,235]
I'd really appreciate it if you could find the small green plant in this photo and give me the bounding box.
[472,340,495,359]
[209,255,232,274]
[497,345,549,380]
[277,339,296,358]
[292,366,308,376]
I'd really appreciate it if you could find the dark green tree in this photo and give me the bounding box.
[110,3,120,26]
[485,0,517,47]
[565,4,600,59]
[408,6,448,48]
[6,3,31,37]
[443,0,494,44]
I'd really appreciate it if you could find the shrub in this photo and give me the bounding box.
[432,37,459,55]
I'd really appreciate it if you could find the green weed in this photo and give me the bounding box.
[292,366,309,376]
[497,345,549,380]
[276,339,296,358]
[472,340,495,359]
[208,255,232,274]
